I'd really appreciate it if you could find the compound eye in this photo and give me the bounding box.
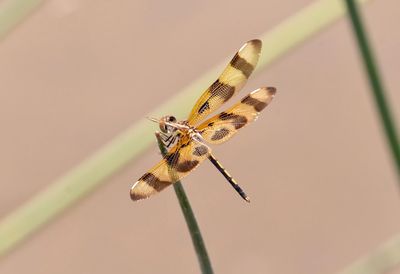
[159,124,168,133]
[168,116,177,122]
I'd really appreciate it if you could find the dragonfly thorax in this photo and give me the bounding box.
[156,116,195,148]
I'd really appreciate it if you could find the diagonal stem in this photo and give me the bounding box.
[344,0,400,179]
[337,233,400,274]
[0,0,43,40]
[155,133,214,274]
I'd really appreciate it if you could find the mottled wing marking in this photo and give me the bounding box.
[130,134,211,201]
[197,87,276,145]
[187,39,262,126]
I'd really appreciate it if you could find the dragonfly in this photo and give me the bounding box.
[130,39,276,202]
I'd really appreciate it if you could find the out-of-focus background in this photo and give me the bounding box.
[0,0,399,273]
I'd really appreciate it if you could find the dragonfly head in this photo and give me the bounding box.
[147,115,179,134]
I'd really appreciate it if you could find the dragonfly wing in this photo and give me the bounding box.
[197,87,276,144]
[130,134,211,201]
[187,39,262,126]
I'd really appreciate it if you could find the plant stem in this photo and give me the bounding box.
[344,0,400,179]
[0,0,44,40]
[337,234,400,274]
[155,133,213,274]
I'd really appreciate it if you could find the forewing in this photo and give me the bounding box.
[197,87,276,145]
[130,134,211,201]
[187,39,262,126]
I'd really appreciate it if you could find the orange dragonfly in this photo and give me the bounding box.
[130,39,276,202]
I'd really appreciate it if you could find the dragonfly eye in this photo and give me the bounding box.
[168,116,177,123]
[159,124,168,133]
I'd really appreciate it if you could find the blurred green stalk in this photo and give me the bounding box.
[0,0,371,258]
[155,133,213,274]
[338,1,400,273]
[0,0,43,39]
[344,0,400,179]
[338,234,400,274]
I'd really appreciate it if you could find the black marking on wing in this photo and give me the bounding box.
[230,54,255,78]
[211,128,230,141]
[209,80,235,102]
[241,96,267,112]
[198,101,210,114]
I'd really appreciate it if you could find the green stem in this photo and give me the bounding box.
[0,0,44,40]
[344,0,400,178]
[337,234,400,274]
[155,133,213,274]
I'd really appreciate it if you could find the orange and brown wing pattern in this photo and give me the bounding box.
[130,134,211,201]
[197,87,276,145]
[187,39,262,126]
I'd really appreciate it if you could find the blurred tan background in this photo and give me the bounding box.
[1,0,400,273]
